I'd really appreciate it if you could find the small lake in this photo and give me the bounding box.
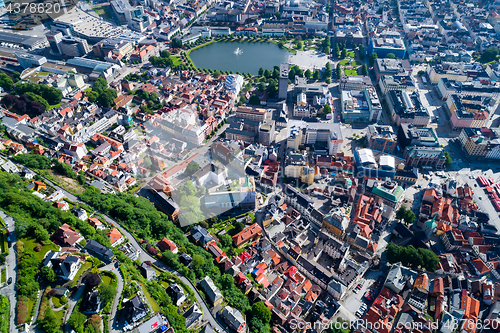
[189,41,292,75]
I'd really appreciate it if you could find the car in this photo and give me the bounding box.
[7,277,12,284]
[353,288,358,293]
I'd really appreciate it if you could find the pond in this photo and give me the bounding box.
[189,41,292,75]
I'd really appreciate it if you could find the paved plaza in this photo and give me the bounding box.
[289,50,330,70]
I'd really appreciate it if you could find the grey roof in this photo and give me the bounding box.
[84,239,114,259]
[0,31,45,47]
[199,276,223,305]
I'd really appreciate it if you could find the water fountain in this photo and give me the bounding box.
[234,47,243,55]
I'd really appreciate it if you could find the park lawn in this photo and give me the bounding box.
[347,51,355,58]
[52,296,62,308]
[21,237,58,262]
[53,309,65,325]
[345,69,359,75]
[171,56,183,66]
[26,299,35,323]
[73,261,92,283]
[141,284,161,312]
[0,268,5,284]
[339,60,360,66]
[48,103,62,110]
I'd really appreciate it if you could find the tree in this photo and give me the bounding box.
[480,47,499,63]
[40,266,56,282]
[369,52,378,67]
[334,43,340,57]
[325,62,332,78]
[213,70,221,79]
[341,48,347,59]
[386,243,439,271]
[192,254,205,276]
[358,44,365,58]
[323,104,332,114]
[444,151,452,166]
[324,46,330,54]
[234,222,245,233]
[38,308,60,333]
[249,94,261,105]
[0,73,13,91]
[258,82,266,92]
[258,68,264,76]
[186,161,200,175]
[404,210,416,225]
[264,69,271,78]
[252,301,272,323]
[418,70,425,76]
[85,273,102,287]
[313,70,320,81]
[305,69,312,80]
[296,41,303,50]
[361,64,368,76]
[68,312,86,333]
[99,283,117,306]
[326,78,331,84]
[386,53,396,59]
[336,63,341,79]
[266,80,277,96]
[396,206,407,221]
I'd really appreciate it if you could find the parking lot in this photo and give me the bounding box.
[342,270,384,317]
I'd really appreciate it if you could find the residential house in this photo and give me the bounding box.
[51,223,84,248]
[88,218,105,231]
[42,251,82,281]
[199,276,223,306]
[84,239,115,263]
[107,228,125,247]
[126,296,149,323]
[138,263,157,281]
[232,223,263,248]
[184,304,203,329]
[167,283,187,306]
[157,238,178,253]
[221,306,246,333]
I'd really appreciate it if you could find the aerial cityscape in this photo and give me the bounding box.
[0,0,499,332]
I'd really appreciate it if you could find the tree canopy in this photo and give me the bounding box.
[386,243,439,271]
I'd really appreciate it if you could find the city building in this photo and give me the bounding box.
[379,75,416,95]
[446,95,490,130]
[341,87,382,122]
[15,53,47,69]
[57,36,91,57]
[279,63,289,100]
[387,90,430,126]
[286,120,343,155]
[339,75,373,91]
[436,78,500,101]
[366,178,405,219]
[368,37,406,58]
[322,207,350,238]
[397,124,439,149]
[374,58,412,81]
[235,107,272,122]
[404,146,445,169]
[367,125,398,154]
[457,127,500,159]
[0,31,46,50]
[354,148,399,179]
[46,30,63,54]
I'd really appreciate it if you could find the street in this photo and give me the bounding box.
[0,211,17,333]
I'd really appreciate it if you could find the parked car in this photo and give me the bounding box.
[7,277,12,284]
